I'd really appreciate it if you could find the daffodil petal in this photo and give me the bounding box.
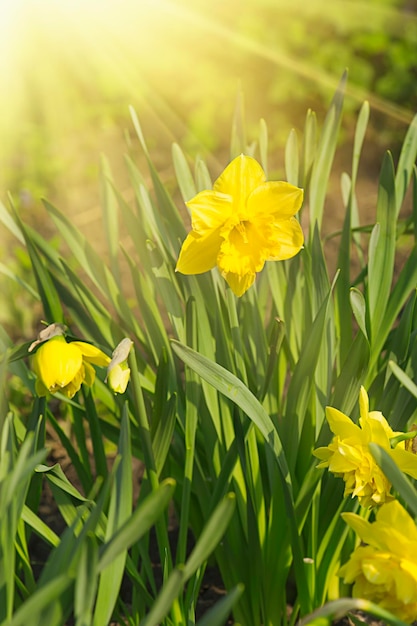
[341,512,374,543]
[176,230,222,274]
[71,341,110,366]
[325,406,362,438]
[214,154,265,205]
[186,190,233,234]
[389,447,417,480]
[223,270,256,297]
[266,217,304,260]
[377,500,417,541]
[247,181,304,219]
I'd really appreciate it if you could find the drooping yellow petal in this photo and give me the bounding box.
[71,341,110,366]
[61,366,85,398]
[247,181,304,219]
[223,270,256,297]
[176,230,222,274]
[186,190,233,234]
[34,337,83,391]
[214,154,265,211]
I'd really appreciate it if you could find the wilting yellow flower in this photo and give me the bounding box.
[176,154,304,296]
[105,338,133,394]
[314,387,417,507]
[32,335,110,398]
[339,500,417,623]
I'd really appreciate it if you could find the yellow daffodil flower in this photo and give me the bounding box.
[176,154,304,296]
[339,500,417,623]
[105,338,133,394]
[32,335,110,398]
[314,387,417,507]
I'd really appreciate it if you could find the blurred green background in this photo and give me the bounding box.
[1,0,416,203]
[1,0,416,332]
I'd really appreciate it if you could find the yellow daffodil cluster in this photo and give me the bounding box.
[339,500,417,623]
[176,154,304,296]
[30,325,132,397]
[314,387,417,507]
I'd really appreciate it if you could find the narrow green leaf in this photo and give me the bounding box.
[196,584,244,626]
[6,576,72,626]
[0,200,24,244]
[195,156,212,192]
[153,394,177,477]
[230,87,246,158]
[140,568,186,626]
[0,262,40,300]
[98,479,176,571]
[301,108,317,189]
[171,341,289,477]
[259,118,268,177]
[387,292,416,363]
[284,283,334,455]
[395,112,417,217]
[350,288,367,340]
[335,201,353,362]
[183,493,235,579]
[309,70,347,232]
[172,143,196,202]
[10,207,63,323]
[298,598,409,626]
[74,535,99,625]
[93,403,132,626]
[331,331,370,416]
[21,505,60,548]
[351,101,370,189]
[369,245,417,377]
[45,200,142,339]
[367,151,396,343]
[285,128,299,186]
[389,360,417,400]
